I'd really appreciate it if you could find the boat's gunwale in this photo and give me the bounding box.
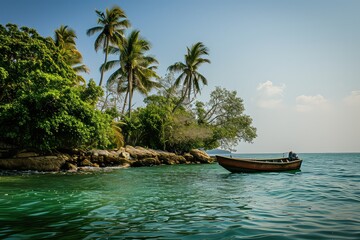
[215,155,302,165]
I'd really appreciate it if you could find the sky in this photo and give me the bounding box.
[1,0,359,153]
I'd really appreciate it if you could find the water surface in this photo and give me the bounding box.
[0,153,359,239]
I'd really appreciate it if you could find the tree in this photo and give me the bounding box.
[0,24,114,152]
[103,30,159,117]
[194,87,257,151]
[168,42,210,112]
[86,5,130,87]
[121,95,211,152]
[54,25,89,83]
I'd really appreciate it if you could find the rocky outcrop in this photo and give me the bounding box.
[157,151,187,165]
[131,157,161,167]
[125,146,158,159]
[0,154,68,171]
[0,146,213,172]
[190,149,213,163]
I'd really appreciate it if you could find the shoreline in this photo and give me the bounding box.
[0,145,214,172]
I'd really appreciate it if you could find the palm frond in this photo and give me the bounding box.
[94,33,106,52]
[168,62,186,72]
[73,64,90,74]
[111,121,125,148]
[86,26,103,36]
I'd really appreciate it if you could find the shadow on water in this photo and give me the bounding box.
[219,169,301,179]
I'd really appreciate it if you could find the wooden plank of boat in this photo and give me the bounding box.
[216,155,302,173]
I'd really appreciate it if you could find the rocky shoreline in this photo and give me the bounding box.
[0,143,214,172]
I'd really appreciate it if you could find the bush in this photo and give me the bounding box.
[0,24,112,152]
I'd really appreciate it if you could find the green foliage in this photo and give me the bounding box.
[195,87,257,151]
[122,95,170,149]
[165,110,212,153]
[121,95,212,153]
[0,24,113,152]
[80,79,104,106]
[110,121,125,149]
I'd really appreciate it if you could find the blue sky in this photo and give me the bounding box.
[1,0,359,153]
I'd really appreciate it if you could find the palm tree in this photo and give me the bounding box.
[54,25,89,83]
[86,5,130,87]
[111,120,125,148]
[168,42,210,111]
[102,30,160,117]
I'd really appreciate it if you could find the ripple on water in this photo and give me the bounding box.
[0,154,360,239]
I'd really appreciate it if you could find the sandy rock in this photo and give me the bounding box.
[157,151,186,165]
[119,151,130,159]
[125,146,158,159]
[190,149,212,163]
[79,159,92,167]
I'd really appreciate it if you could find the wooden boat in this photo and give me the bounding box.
[216,155,302,173]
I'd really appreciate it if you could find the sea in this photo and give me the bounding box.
[0,153,359,239]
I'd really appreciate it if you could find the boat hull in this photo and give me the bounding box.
[216,155,302,173]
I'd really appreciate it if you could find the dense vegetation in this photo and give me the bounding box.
[0,5,257,154]
[0,24,113,151]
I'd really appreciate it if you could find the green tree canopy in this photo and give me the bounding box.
[195,87,257,151]
[0,24,113,152]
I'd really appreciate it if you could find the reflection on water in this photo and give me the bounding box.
[0,153,360,239]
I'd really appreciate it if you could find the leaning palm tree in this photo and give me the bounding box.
[102,30,160,117]
[111,120,125,148]
[86,5,130,87]
[54,25,89,83]
[168,42,210,111]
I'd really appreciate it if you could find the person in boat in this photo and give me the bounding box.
[288,151,299,161]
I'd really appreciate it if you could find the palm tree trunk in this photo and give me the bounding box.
[121,90,129,115]
[101,88,110,111]
[128,70,133,118]
[99,38,109,87]
[172,88,188,113]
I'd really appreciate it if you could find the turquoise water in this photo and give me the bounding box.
[0,153,359,239]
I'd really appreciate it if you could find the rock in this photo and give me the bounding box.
[131,157,161,167]
[0,155,66,171]
[105,155,131,166]
[190,149,213,163]
[78,166,101,172]
[15,151,39,158]
[119,151,130,159]
[125,146,158,159]
[91,155,104,164]
[63,162,78,171]
[79,159,92,167]
[157,151,186,165]
[183,153,195,163]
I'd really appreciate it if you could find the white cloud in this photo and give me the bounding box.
[256,81,285,109]
[343,90,360,107]
[257,80,285,97]
[296,94,328,112]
